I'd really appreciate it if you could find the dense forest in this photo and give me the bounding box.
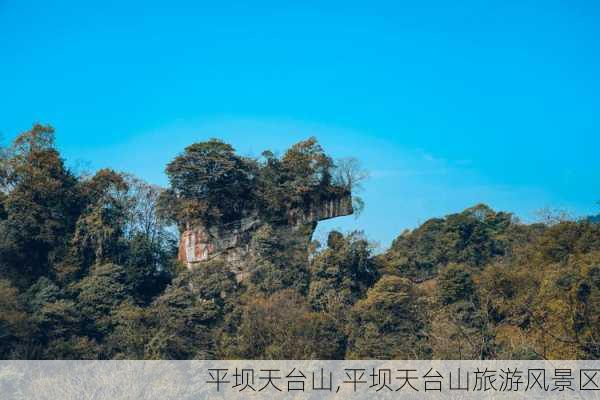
[0,124,599,360]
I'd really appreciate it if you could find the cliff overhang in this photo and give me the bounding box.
[178,191,353,280]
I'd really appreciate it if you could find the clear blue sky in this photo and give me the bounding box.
[1,1,599,249]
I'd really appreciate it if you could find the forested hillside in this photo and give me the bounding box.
[0,124,598,359]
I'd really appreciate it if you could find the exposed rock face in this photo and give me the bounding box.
[178,192,353,280]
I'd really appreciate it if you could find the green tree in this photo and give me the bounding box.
[106,301,150,359]
[380,204,514,280]
[437,264,476,305]
[0,279,28,358]
[162,139,257,225]
[145,262,236,359]
[0,124,81,287]
[248,224,311,294]
[64,169,130,280]
[347,276,429,359]
[226,289,346,359]
[308,230,377,315]
[74,263,132,338]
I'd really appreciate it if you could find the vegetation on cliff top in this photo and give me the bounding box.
[0,124,598,359]
[158,136,358,228]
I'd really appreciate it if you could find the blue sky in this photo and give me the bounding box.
[1,1,599,249]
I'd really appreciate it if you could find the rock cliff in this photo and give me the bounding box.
[178,192,353,280]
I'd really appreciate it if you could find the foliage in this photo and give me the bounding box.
[0,124,81,287]
[161,139,257,226]
[437,264,476,305]
[223,289,346,359]
[161,136,350,226]
[1,124,598,361]
[308,230,378,314]
[0,279,28,357]
[380,204,515,280]
[248,224,311,294]
[347,275,429,359]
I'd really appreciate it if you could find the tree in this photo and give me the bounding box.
[0,279,28,357]
[347,276,429,359]
[380,204,514,280]
[437,264,476,305]
[145,262,236,359]
[282,137,333,188]
[332,157,368,191]
[309,230,377,315]
[225,289,346,359]
[59,169,129,282]
[535,207,573,226]
[106,301,150,359]
[124,175,176,248]
[255,137,351,221]
[280,137,337,209]
[333,157,368,215]
[123,233,174,304]
[162,139,257,225]
[0,124,81,287]
[73,262,133,345]
[249,224,312,294]
[120,174,177,303]
[31,299,96,359]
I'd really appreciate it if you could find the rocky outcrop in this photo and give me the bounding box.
[178,192,353,280]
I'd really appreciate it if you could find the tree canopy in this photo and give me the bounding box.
[0,124,598,360]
